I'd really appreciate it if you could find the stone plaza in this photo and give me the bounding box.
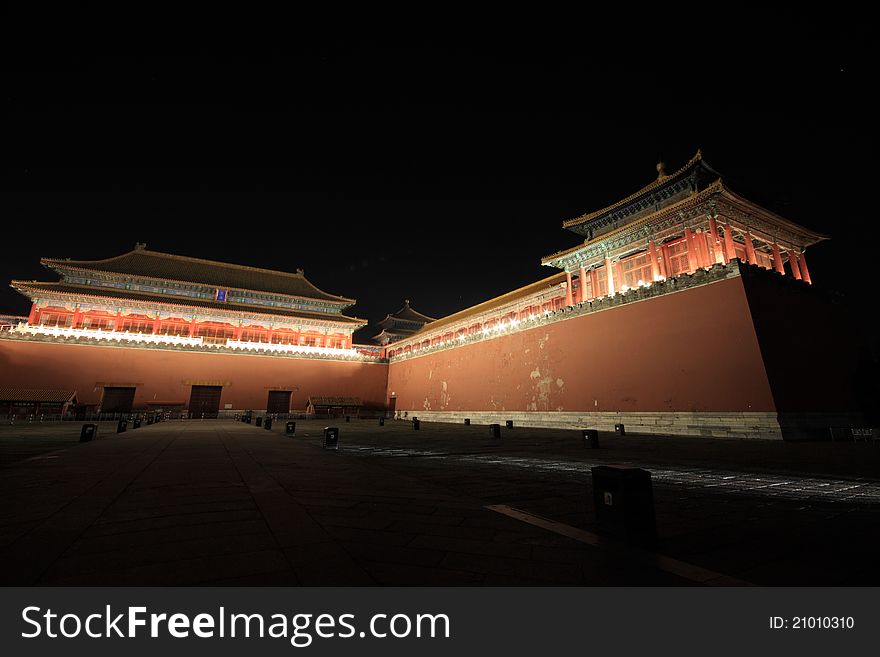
[1,418,878,586]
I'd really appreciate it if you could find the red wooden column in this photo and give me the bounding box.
[701,228,716,266]
[648,241,662,280]
[73,308,84,329]
[565,271,574,306]
[604,257,615,296]
[190,316,198,338]
[267,326,275,344]
[590,268,599,299]
[115,311,124,332]
[799,251,812,284]
[27,303,38,325]
[743,230,757,265]
[771,243,785,274]
[153,314,161,334]
[578,265,587,302]
[789,250,802,280]
[660,244,671,278]
[695,229,711,268]
[233,322,242,340]
[723,223,737,261]
[685,228,700,272]
[708,217,725,264]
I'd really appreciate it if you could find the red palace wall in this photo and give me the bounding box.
[387,276,776,415]
[0,341,388,411]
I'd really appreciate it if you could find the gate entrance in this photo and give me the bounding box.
[266,390,292,415]
[188,385,222,418]
[101,387,136,414]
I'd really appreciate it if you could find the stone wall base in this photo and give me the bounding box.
[400,410,866,440]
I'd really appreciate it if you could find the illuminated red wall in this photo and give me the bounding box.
[387,276,777,414]
[2,271,863,420]
[0,341,388,410]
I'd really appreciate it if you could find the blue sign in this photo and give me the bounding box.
[216,289,227,302]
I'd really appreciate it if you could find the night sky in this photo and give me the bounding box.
[2,12,875,342]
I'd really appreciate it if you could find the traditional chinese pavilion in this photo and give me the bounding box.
[372,300,436,345]
[540,151,824,300]
[13,243,365,350]
[2,245,387,417]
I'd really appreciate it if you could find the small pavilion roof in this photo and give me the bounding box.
[0,388,77,403]
[377,300,436,328]
[307,396,362,408]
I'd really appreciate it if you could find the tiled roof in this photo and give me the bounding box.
[12,282,366,325]
[411,272,567,337]
[563,150,706,229]
[0,388,76,403]
[389,301,436,323]
[42,246,354,304]
[307,396,362,407]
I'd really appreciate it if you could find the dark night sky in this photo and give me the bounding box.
[2,11,876,342]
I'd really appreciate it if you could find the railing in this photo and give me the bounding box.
[13,324,203,346]
[7,324,386,361]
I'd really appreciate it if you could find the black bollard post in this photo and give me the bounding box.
[583,429,599,449]
[323,427,339,450]
[591,465,656,547]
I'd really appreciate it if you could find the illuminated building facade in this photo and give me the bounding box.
[0,154,866,437]
[1,245,387,416]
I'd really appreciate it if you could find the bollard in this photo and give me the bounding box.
[379,417,385,426]
[80,423,98,442]
[583,429,599,449]
[591,465,656,547]
[116,419,127,434]
[615,423,626,436]
[264,417,273,430]
[506,420,514,429]
[464,418,470,425]
[489,423,501,439]
[146,416,154,425]
[133,418,141,429]
[255,417,263,427]
[246,415,252,424]
[412,417,420,430]
[323,427,339,450]
[286,421,296,436]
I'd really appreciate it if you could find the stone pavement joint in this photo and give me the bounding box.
[486,504,752,586]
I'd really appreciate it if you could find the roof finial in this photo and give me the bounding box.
[134,242,147,250]
[404,299,410,305]
[656,161,667,179]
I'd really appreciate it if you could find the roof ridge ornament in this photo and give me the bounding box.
[135,242,147,250]
[656,161,667,179]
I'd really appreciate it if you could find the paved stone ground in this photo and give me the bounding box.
[1,418,878,585]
